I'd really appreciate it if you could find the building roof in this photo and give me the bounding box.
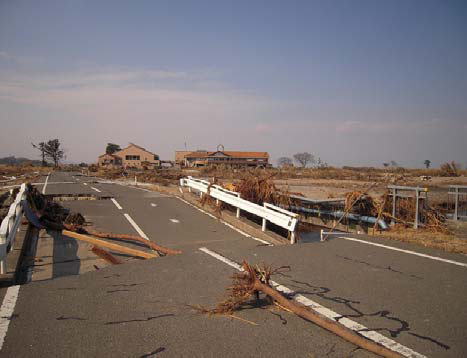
[114,143,158,157]
[184,151,269,159]
[98,153,120,159]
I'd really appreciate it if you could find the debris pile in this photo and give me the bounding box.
[225,173,292,207]
[24,184,181,263]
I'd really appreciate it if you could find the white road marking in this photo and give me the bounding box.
[124,213,149,240]
[339,236,467,268]
[83,183,88,186]
[111,198,123,210]
[170,219,180,223]
[41,174,50,194]
[0,285,20,350]
[199,247,426,358]
[90,187,101,193]
[177,197,272,246]
[150,203,157,207]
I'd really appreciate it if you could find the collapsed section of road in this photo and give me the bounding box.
[23,183,182,266]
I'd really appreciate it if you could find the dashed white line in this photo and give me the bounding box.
[83,183,88,186]
[339,236,467,268]
[170,219,180,223]
[0,285,20,350]
[177,197,271,246]
[124,213,149,240]
[90,187,101,193]
[41,174,50,194]
[199,247,425,358]
[150,203,157,207]
[111,198,123,210]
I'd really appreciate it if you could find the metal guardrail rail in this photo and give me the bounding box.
[180,177,299,243]
[0,183,27,274]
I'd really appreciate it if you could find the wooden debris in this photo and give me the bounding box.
[64,224,181,256]
[63,230,158,259]
[203,261,402,358]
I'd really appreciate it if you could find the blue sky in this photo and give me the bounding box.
[0,0,466,167]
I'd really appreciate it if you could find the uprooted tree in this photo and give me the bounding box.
[106,143,121,154]
[200,261,402,358]
[293,152,315,168]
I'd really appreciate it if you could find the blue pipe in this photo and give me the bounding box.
[288,205,389,230]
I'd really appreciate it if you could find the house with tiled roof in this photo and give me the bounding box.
[179,146,269,168]
[98,143,160,169]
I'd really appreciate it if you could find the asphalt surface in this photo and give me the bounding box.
[0,171,466,357]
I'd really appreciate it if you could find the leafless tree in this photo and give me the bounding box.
[293,152,315,168]
[277,157,293,167]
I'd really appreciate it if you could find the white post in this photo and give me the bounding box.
[414,189,419,229]
[236,194,241,218]
[262,218,266,232]
[134,175,137,185]
[290,231,296,244]
[454,187,459,221]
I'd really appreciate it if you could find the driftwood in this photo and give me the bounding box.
[205,262,402,358]
[63,230,158,259]
[64,224,182,256]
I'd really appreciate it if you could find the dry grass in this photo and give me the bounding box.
[376,225,467,254]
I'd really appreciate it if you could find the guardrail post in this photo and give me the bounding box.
[262,218,266,232]
[414,189,419,229]
[290,231,296,244]
[391,187,396,225]
[236,194,241,218]
[454,187,459,221]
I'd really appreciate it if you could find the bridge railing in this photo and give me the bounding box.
[180,176,299,243]
[0,183,28,274]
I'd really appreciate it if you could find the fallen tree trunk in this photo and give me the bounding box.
[209,262,402,358]
[64,225,182,256]
[63,230,158,259]
[256,281,401,358]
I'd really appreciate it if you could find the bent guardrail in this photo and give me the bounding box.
[180,177,299,243]
[0,183,27,274]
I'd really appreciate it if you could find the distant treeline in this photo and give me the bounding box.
[0,156,42,166]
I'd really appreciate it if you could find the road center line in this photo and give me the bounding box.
[83,183,88,186]
[41,174,50,194]
[90,186,101,193]
[124,213,149,240]
[111,198,123,210]
[199,247,425,358]
[339,236,467,268]
[177,197,272,246]
[0,285,20,350]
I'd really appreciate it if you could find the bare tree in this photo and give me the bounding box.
[32,142,47,166]
[293,152,315,168]
[44,139,65,168]
[277,157,293,168]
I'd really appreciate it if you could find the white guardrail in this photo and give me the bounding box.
[0,183,28,274]
[180,177,299,243]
